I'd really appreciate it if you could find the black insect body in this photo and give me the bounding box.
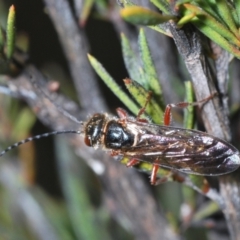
[1,98,240,185]
[83,111,240,184]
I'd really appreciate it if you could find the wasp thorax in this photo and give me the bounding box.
[104,121,134,149]
[84,114,106,147]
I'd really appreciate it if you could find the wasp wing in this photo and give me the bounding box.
[123,121,240,176]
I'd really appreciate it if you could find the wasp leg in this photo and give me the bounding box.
[116,108,128,119]
[150,159,161,185]
[136,91,153,120]
[116,104,149,123]
[110,150,121,157]
[163,93,217,126]
[155,172,174,185]
[126,158,140,167]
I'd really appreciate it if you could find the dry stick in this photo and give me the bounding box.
[167,21,240,240]
[33,1,180,239]
[43,0,106,113]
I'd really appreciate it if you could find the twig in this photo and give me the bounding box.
[167,21,240,239]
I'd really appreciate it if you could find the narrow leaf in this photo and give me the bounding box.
[88,54,140,115]
[226,2,239,27]
[193,201,219,221]
[183,81,194,129]
[55,137,111,240]
[11,108,36,140]
[193,19,240,58]
[120,6,176,25]
[182,185,197,210]
[148,24,172,36]
[124,78,163,123]
[177,12,196,27]
[138,29,164,106]
[183,3,240,47]
[120,33,146,86]
[150,0,170,14]
[189,175,210,193]
[235,0,240,27]
[32,190,74,240]
[188,1,227,24]
[6,5,15,59]
[0,27,4,51]
[79,0,94,27]
[213,0,239,37]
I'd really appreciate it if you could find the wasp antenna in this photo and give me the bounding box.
[0,130,82,157]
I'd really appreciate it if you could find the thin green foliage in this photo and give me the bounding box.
[30,189,74,240]
[88,54,140,116]
[213,0,239,36]
[79,0,94,26]
[182,82,209,193]
[235,0,240,26]
[55,136,111,240]
[120,6,175,25]
[192,19,240,58]
[193,201,219,222]
[6,5,15,59]
[124,78,163,123]
[182,4,240,47]
[178,1,240,58]
[11,108,36,140]
[183,81,194,129]
[121,33,147,87]
[177,12,196,27]
[0,27,3,51]
[192,0,224,22]
[150,0,170,14]
[138,29,163,107]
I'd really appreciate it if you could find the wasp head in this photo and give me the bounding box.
[84,114,106,148]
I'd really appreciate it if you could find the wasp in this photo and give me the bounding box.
[1,93,240,185]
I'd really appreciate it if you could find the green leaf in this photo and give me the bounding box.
[121,156,173,182]
[120,6,176,25]
[55,137,111,240]
[177,12,196,27]
[189,175,210,193]
[0,27,4,51]
[150,0,170,14]
[193,201,219,222]
[183,81,194,129]
[31,189,74,240]
[148,24,172,36]
[120,33,146,87]
[11,108,36,140]
[94,0,108,9]
[182,184,197,210]
[192,19,240,58]
[117,0,135,8]
[182,3,240,47]
[79,0,94,27]
[88,54,140,115]
[213,0,239,37]
[124,78,163,123]
[235,0,240,26]
[6,5,15,59]
[186,1,224,23]
[138,29,164,106]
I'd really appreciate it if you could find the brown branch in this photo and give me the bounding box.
[6,64,179,240]
[43,0,106,113]
[166,22,240,239]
